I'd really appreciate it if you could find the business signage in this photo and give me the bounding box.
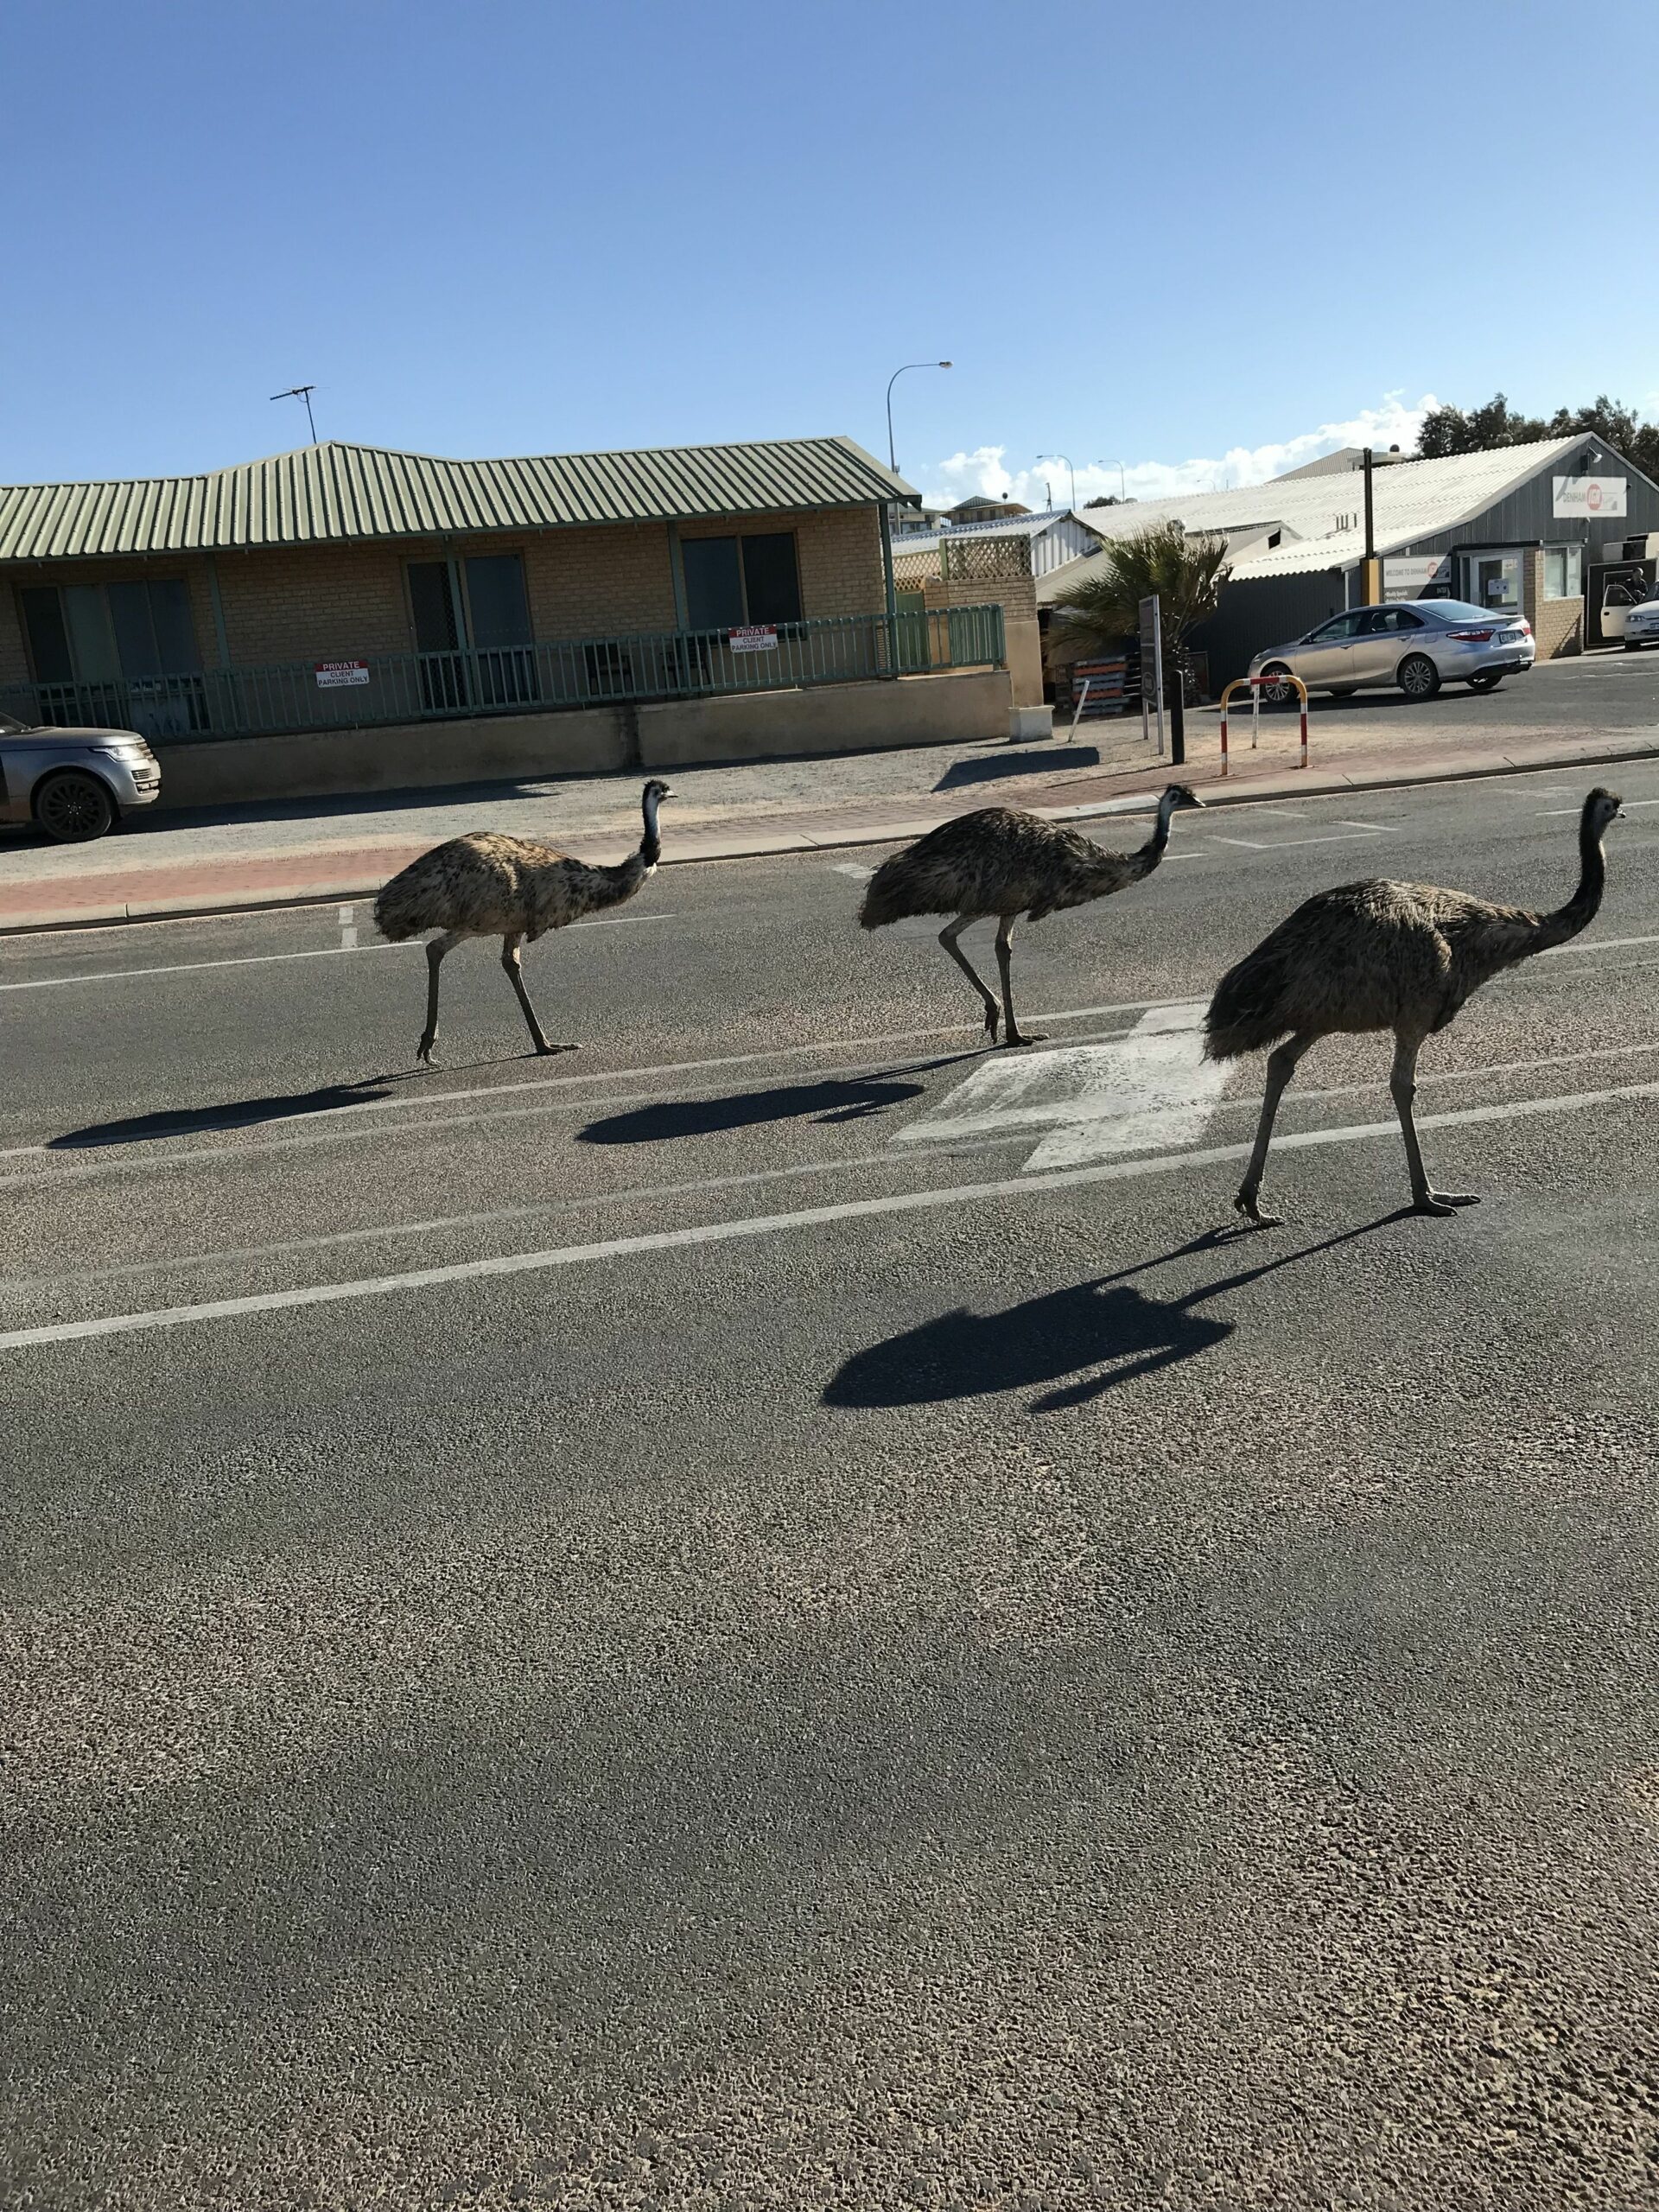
[1382,555,1451,601]
[728,626,779,652]
[315,660,370,688]
[1552,475,1628,519]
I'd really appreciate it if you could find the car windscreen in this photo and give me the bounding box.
[0,712,29,735]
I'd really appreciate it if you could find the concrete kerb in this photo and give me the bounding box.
[3,736,1656,939]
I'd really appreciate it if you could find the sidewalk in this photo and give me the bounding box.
[2,708,1655,933]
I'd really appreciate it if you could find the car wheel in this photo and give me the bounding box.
[1258,662,1295,705]
[35,769,117,843]
[1466,671,1503,692]
[1398,653,1441,701]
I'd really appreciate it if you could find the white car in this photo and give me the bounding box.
[1622,585,1659,652]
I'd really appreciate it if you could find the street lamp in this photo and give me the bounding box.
[1093,458,1128,505]
[1036,454,1076,511]
[886,360,952,474]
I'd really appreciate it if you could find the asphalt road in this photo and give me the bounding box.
[3,765,1659,2210]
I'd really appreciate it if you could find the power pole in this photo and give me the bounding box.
[1361,446,1377,603]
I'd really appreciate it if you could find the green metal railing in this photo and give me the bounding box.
[0,605,1005,744]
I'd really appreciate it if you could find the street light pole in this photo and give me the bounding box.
[1037,454,1076,512]
[885,359,952,474]
[1093,458,1128,505]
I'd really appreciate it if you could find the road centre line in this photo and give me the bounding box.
[3,1081,1654,1353]
[9,1036,1654,1295]
[1541,798,1659,815]
[0,910,679,992]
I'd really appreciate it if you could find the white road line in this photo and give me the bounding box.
[1541,798,1659,815]
[10,1038,1657,1299]
[1209,831,1383,851]
[1336,819,1396,831]
[831,862,875,880]
[1539,931,1659,958]
[338,904,358,951]
[0,911,679,992]
[3,1081,1653,1352]
[896,1003,1227,1169]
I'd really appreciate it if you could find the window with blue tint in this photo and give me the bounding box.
[741,533,802,626]
[464,554,532,646]
[21,577,198,680]
[682,537,745,630]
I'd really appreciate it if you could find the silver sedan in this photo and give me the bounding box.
[1249,599,1536,702]
[0,713,162,841]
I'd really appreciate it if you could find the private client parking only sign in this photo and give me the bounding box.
[315,660,371,688]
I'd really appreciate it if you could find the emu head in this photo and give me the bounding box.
[1162,783,1205,811]
[1584,786,1623,838]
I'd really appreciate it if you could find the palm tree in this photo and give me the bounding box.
[1051,522,1231,765]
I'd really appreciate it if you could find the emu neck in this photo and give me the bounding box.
[1124,798,1177,880]
[639,793,662,872]
[1529,810,1606,954]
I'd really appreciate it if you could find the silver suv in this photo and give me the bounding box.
[1249,599,1536,702]
[0,713,162,841]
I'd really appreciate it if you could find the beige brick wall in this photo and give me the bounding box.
[1522,550,1584,660]
[524,524,677,639]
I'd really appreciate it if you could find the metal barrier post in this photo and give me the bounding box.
[1068,677,1092,742]
[1217,673,1308,777]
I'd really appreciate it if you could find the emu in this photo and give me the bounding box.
[374,779,672,1065]
[1205,785,1623,1224]
[858,784,1205,1046]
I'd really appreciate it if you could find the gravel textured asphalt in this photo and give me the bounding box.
[3,764,1658,2210]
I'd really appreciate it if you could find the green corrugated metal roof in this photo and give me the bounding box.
[0,435,917,563]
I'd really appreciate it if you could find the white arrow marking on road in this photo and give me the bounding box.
[893,1001,1230,1170]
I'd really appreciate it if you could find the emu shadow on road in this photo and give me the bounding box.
[50,1078,398,1150]
[933,743,1100,791]
[579,1064,969,1145]
[824,1217,1396,1413]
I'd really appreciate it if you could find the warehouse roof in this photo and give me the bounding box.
[0,435,916,563]
[1030,437,1600,592]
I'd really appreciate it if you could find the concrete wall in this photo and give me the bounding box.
[151,669,1012,809]
[639,669,1010,767]
[155,706,632,809]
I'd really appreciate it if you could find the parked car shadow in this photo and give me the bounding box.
[49,1078,399,1150]
[823,1217,1396,1412]
[933,744,1100,791]
[578,1059,975,1145]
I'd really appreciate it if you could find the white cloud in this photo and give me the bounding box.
[914,393,1440,512]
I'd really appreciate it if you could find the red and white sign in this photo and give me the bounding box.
[1552,475,1627,519]
[728,626,778,653]
[315,659,370,688]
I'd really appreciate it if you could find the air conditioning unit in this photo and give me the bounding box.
[1607,533,1659,562]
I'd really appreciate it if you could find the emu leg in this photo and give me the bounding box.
[416,930,462,1065]
[1391,1031,1478,1215]
[1235,1031,1316,1226]
[994,915,1044,1047]
[939,916,1001,1043]
[502,934,576,1056]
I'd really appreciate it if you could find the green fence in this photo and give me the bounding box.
[0,605,1006,744]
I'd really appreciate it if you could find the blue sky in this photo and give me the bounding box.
[8,0,1658,504]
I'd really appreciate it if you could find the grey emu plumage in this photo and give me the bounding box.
[374,779,672,1064]
[1205,785,1623,1224]
[858,784,1205,1046]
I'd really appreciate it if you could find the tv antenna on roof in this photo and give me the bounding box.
[270,385,319,442]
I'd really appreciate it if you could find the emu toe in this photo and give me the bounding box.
[1413,1189,1480,1216]
[1235,1190,1282,1230]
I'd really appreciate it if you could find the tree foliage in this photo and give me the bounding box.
[1417,391,1659,480]
[1050,521,1231,658]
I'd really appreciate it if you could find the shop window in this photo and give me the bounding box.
[1543,545,1584,601]
[681,531,802,630]
[1466,553,1522,613]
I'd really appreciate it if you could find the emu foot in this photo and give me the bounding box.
[1001,1030,1047,1049]
[980,1003,1001,1045]
[416,1033,437,1065]
[1235,1189,1282,1229]
[533,1040,582,1057]
[1412,1189,1480,1217]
